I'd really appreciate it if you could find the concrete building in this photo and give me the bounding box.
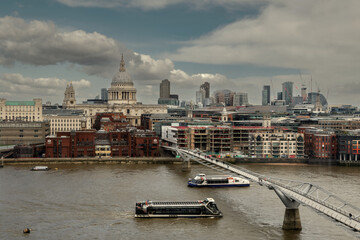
[214,90,235,106]
[43,109,90,135]
[301,85,307,102]
[0,121,50,145]
[101,88,108,101]
[163,125,284,155]
[0,98,43,122]
[233,92,249,106]
[159,79,170,99]
[282,81,293,105]
[249,131,304,158]
[262,85,271,105]
[158,79,179,106]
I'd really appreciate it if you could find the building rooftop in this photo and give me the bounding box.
[5,101,35,106]
[43,109,84,116]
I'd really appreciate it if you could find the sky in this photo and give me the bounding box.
[0,0,359,106]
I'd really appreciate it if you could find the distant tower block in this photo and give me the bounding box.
[160,79,170,99]
[200,82,210,98]
[301,85,307,101]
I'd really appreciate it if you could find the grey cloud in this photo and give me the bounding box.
[0,16,240,104]
[56,0,265,10]
[167,0,360,105]
[0,16,125,70]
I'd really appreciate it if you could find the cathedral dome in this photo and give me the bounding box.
[112,54,133,84]
[112,71,132,83]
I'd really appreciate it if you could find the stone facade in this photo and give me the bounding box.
[249,132,304,158]
[0,98,43,122]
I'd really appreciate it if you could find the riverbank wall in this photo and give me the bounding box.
[338,160,360,166]
[2,157,183,165]
[2,157,354,166]
[235,157,308,164]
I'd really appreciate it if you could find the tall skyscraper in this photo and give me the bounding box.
[200,82,210,98]
[158,79,179,106]
[262,85,270,105]
[159,79,170,99]
[282,81,293,105]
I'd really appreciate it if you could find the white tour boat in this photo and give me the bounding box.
[188,173,250,187]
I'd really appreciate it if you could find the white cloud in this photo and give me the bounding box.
[0,73,91,102]
[0,16,124,69]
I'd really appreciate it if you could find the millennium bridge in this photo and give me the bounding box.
[164,146,360,231]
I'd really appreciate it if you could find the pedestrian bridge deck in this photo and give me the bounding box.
[166,147,360,231]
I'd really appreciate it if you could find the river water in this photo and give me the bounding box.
[0,163,359,240]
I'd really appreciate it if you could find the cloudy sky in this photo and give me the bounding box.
[0,0,359,106]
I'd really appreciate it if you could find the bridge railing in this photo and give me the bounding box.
[181,148,360,222]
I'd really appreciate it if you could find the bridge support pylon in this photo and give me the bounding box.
[182,159,191,172]
[177,151,191,172]
[283,208,302,230]
[273,187,302,230]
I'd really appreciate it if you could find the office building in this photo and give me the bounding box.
[200,82,210,98]
[262,85,271,105]
[101,88,108,101]
[159,79,170,99]
[282,81,293,105]
[233,92,249,106]
[0,98,43,122]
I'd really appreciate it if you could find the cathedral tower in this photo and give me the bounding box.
[63,82,76,108]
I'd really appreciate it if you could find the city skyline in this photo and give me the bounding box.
[0,0,360,106]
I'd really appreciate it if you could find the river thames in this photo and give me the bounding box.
[0,163,359,240]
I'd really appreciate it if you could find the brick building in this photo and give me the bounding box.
[299,127,338,160]
[93,112,130,131]
[45,128,159,158]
